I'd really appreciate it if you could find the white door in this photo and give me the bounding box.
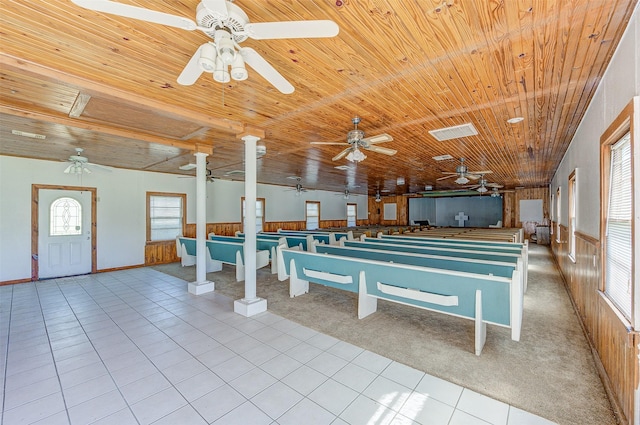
[38,189,92,279]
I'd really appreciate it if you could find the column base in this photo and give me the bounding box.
[234,297,267,317]
[188,281,214,295]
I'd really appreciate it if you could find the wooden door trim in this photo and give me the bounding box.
[32,184,98,280]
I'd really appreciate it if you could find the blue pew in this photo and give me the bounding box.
[236,232,315,251]
[277,245,522,356]
[314,244,522,282]
[275,229,355,244]
[347,239,528,293]
[209,234,285,274]
[177,237,269,281]
[363,236,525,255]
[379,234,525,249]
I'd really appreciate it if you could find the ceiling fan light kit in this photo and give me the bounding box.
[346,148,366,162]
[198,42,217,72]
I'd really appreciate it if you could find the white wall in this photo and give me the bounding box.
[551,4,639,238]
[0,156,367,282]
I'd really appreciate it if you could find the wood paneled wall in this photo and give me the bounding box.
[514,187,550,237]
[368,195,408,226]
[551,224,638,425]
[143,219,372,265]
[503,191,515,228]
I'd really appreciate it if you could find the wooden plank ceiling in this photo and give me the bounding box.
[0,0,637,195]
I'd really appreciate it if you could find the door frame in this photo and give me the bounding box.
[32,184,97,281]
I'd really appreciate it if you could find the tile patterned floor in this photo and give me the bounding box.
[0,268,557,424]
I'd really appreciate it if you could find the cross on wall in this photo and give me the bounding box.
[455,212,469,227]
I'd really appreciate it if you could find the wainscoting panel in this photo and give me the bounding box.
[552,226,637,425]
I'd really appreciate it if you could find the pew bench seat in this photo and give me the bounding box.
[177,237,269,281]
[277,245,522,355]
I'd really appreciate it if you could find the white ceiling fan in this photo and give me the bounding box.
[436,158,492,185]
[311,117,396,162]
[63,148,110,174]
[71,0,339,94]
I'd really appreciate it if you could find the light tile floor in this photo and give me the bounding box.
[0,268,558,425]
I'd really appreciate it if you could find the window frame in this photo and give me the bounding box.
[242,197,265,233]
[556,187,561,242]
[347,203,357,227]
[306,201,320,230]
[599,96,639,328]
[568,170,577,262]
[146,192,186,243]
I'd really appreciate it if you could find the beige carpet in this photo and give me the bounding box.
[152,244,614,425]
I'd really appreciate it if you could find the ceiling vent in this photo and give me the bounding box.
[428,123,478,141]
[11,129,46,139]
[432,154,453,161]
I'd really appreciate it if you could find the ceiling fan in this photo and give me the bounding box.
[311,116,396,162]
[71,0,339,94]
[63,148,110,174]
[464,176,503,193]
[286,177,308,196]
[436,158,492,185]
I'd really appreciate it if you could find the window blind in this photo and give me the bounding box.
[150,196,183,241]
[605,133,632,320]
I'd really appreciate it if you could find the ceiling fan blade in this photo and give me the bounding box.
[239,47,294,94]
[436,175,456,181]
[200,0,229,20]
[332,148,351,161]
[71,0,198,30]
[177,45,205,86]
[310,142,349,146]
[363,133,393,144]
[366,145,397,156]
[466,174,481,180]
[244,20,339,40]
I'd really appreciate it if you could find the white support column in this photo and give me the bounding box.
[234,135,267,316]
[188,151,214,295]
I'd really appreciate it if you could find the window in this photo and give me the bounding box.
[550,192,555,235]
[50,197,82,236]
[555,187,561,242]
[306,201,320,230]
[347,203,357,227]
[147,193,185,242]
[242,198,265,233]
[600,97,638,325]
[568,171,577,261]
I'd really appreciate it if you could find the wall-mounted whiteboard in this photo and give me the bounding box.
[384,203,397,220]
[520,199,543,222]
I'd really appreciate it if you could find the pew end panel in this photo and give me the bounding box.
[357,262,511,355]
